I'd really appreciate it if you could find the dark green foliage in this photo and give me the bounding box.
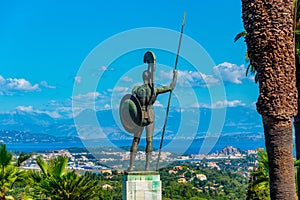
[159,162,248,200]
[36,171,98,200]
[295,0,300,62]
[86,172,122,200]
[0,144,31,200]
[246,150,270,200]
[28,156,100,200]
[0,152,269,199]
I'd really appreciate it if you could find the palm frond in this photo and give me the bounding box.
[0,144,13,168]
[16,152,32,167]
[36,156,48,176]
[234,30,247,43]
[254,74,259,83]
[246,64,251,77]
[35,170,99,199]
[295,28,300,34]
[245,51,249,62]
[51,156,68,177]
[295,159,300,167]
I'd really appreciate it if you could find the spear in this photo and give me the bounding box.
[156,12,186,170]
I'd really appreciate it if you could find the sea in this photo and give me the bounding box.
[5,137,266,154]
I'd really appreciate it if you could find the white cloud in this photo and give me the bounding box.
[158,70,173,80]
[213,62,247,84]
[91,66,115,77]
[73,92,103,100]
[108,86,129,93]
[104,104,111,109]
[16,105,62,118]
[0,75,55,95]
[250,101,257,109]
[120,76,133,82]
[72,92,110,115]
[191,103,201,108]
[158,62,251,87]
[154,100,164,107]
[189,101,245,109]
[5,77,39,91]
[15,92,110,119]
[158,70,219,88]
[45,101,73,118]
[0,76,5,84]
[40,81,56,89]
[197,73,219,86]
[98,66,114,72]
[44,111,61,118]
[208,100,246,108]
[74,76,82,84]
[16,105,33,112]
[15,101,69,118]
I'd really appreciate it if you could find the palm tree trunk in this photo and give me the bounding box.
[264,116,296,199]
[294,56,300,198]
[0,188,5,200]
[242,0,298,199]
[294,119,300,197]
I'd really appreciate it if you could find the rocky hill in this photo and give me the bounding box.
[217,146,243,156]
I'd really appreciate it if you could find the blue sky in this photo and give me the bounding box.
[0,1,258,119]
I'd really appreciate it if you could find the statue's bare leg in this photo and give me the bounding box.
[145,122,154,171]
[127,128,143,171]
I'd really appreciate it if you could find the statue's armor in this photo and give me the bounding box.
[132,84,156,126]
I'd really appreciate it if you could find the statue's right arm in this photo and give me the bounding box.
[156,70,178,96]
[156,85,172,95]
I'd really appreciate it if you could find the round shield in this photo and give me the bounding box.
[119,94,143,133]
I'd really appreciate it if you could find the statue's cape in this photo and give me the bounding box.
[119,94,143,133]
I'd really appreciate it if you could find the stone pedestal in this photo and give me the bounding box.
[122,171,162,200]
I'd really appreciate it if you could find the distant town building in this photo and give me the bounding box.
[101,169,112,175]
[247,150,257,155]
[173,166,183,171]
[207,162,221,170]
[168,169,177,174]
[102,184,113,190]
[178,178,187,183]
[196,174,207,181]
[248,166,254,171]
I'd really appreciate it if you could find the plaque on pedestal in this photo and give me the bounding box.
[122,171,162,200]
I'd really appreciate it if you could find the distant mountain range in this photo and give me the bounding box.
[0,130,81,145]
[0,106,264,142]
[0,110,77,137]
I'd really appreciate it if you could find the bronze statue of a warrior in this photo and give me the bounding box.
[119,51,177,171]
